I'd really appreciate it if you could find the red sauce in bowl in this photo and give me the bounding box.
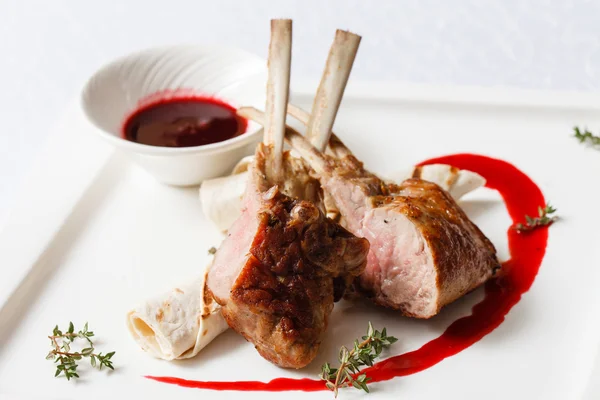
[123,96,247,148]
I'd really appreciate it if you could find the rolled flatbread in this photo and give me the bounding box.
[127,269,228,360]
[231,155,254,175]
[198,156,254,232]
[200,171,249,233]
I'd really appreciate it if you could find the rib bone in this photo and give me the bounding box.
[263,19,292,180]
[306,30,361,152]
[287,104,352,159]
[238,106,331,175]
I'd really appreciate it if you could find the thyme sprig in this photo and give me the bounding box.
[514,203,558,232]
[46,322,115,380]
[574,127,600,147]
[320,322,397,397]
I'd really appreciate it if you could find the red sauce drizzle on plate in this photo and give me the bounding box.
[146,153,548,392]
[122,96,247,148]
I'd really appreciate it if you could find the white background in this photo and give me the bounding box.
[2,0,600,224]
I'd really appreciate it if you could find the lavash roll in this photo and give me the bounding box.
[127,269,228,360]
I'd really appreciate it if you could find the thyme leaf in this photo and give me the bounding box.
[46,322,115,380]
[574,126,600,147]
[514,203,558,232]
[320,322,397,397]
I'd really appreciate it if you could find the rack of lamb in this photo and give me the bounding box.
[237,39,500,319]
[206,20,370,369]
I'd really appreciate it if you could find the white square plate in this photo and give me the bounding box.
[1,83,599,400]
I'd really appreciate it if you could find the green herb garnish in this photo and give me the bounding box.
[574,126,600,147]
[46,322,115,380]
[514,203,558,232]
[320,322,397,397]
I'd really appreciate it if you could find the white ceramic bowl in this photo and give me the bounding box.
[81,45,266,186]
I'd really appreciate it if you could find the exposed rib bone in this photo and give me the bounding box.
[286,103,310,124]
[287,104,352,158]
[242,104,350,158]
[264,19,292,179]
[238,106,270,126]
[306,30,361,152]
[238,106,328,174]
[285,128,329,175]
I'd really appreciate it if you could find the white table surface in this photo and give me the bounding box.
[2,0,600,227]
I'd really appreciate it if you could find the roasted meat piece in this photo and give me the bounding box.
[286,132,500,318]
[210,146,368,368]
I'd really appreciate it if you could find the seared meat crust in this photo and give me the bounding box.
[221,188,368,368]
